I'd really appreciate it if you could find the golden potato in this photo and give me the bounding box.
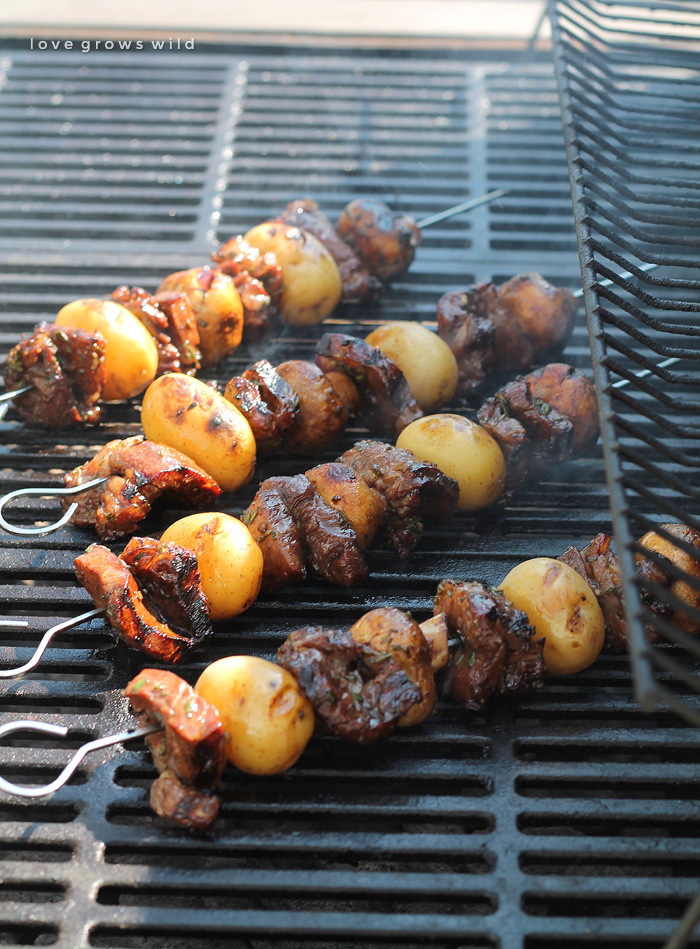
[156,267,243,367]
[365,322,458,412]
[636,524,700,634]
[396,414,506,512]
[499,557,604,675]
[55,298,158,401]
[141,373,256,493]
[161,512,263,621]
[244,221,342,326]
[195,656,314,774]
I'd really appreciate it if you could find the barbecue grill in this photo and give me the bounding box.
[1,7,700,948]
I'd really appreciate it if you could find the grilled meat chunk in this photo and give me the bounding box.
[278,198,383,303]
[635,524,700,636]
[350,608,436,726]
[119,536,212,646]
[266,474,369,587]
[339,440,459,558]
[125,669,226,789]
[315,333,422,436]
[154,291,201,374]
[112,286,201,375]
[242,483,307,593]
[75,544,204,662]
[224,359,299,455]
[277,360,347,455]
[434,580,544,709]
[126,668,226,831]
[336,198,421,283]
[64,435,222,541]
[150,769,220,833]
[5,323,106,427]
[436,285,500,398]
[212,235,284,339]
[498,271,577,359]
[305,462,387,550]
[477,375,574,488]
[278,626,422,743]
[527,363,599,454]
[560,533,631,652]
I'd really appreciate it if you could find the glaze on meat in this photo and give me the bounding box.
[224,359,299,454]
[64,435,222,540]
[277,626,422,743]
[336,198,421,283]
[4,323,106,427]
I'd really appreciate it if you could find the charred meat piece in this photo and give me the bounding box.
[340,440,459,558]
[126,668,226,831]
[75,545,204,662]
[526,363,599,455]
[315,333,422,436]
[434,580,544,709]
[125,669,226,789]
[278,198,384,304]
[112,286,181,375]
[560,533,631,653]
[212,235,284,339]
[150,769,220,833]
[277,360,347,455]
[497,271,578,359]
[64,435,222,541]
[242,483,307,593]
[4,323,106,428]
[635,524,700,635]
[278,626,422,743]
[120,536,212,646]
[305,461,387,550]
[265,474,369,587]
[224,359,299,455]
[336,198,421,283]
[350,607,436,726]
[477,375,574,488]
[436,285,499,398]
[153,291,202,374]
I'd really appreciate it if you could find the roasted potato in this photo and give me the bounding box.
[195,656,315,774]
[365,322,458,412]
[305,461,386,550]
[55,298,158,401]
[499,557,604,675]
[636,524,700,634]
[156,267,243,367]
[396,414,506,512]
[277,360,346,455]
[244,221,342,326]
[350,607,436,727]
[141,373,256,492]
[160,512,263,621]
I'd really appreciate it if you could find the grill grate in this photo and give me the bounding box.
[550,0,700,731]
[0,37,699,949]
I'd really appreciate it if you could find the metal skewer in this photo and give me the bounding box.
[416,189,508,229]
[0,477,109,536]
[0,719,160,798]
[0,608,105,679]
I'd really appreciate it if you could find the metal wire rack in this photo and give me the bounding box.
[550,0,700,727]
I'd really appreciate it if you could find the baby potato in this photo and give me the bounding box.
[365,322,458,412]
[157,267,243,367]
[161,512,263,621]
[141,373,256,492]
[244,221,342,326]
[195,656,314,774]
[499,557,604,675]
[396,414,506,512]
[56,298,158,401]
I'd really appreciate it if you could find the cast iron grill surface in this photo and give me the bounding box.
[0,40,697,949]
[550,0,700,730]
